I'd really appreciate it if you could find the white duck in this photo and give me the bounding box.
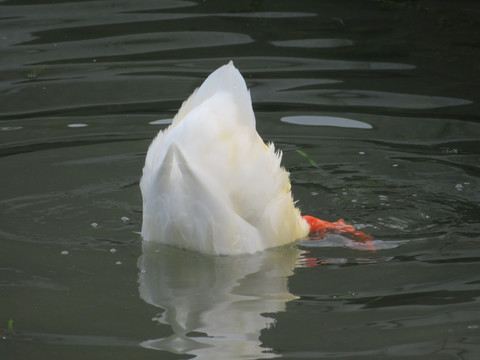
[140,62,371,255]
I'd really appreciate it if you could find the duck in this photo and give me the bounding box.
[140,61,372,255]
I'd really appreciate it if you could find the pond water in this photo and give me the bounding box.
[1,0,480,359]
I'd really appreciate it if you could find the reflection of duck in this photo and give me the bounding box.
[140,61,372,255]
[138,241,299,358]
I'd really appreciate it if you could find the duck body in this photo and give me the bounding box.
[140,62,309,255]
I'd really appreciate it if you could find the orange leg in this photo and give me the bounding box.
[302,215,375,251]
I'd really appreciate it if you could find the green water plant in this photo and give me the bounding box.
[7,318,14,333]
[296,149,319,168]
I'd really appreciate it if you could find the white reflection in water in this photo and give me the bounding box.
[0,126,23,131]
[281,115,372,129]
[149,118,173,125]
[138,242,300,359]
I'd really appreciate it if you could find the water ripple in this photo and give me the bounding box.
[271,38,355,48]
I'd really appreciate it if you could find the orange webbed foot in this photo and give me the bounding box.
[302,215,375,251]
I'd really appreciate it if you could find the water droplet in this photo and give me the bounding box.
[109,248,117,254]
[455,184,464,191]
[61,250,69,255]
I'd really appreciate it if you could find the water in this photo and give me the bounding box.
[1,0,480,359]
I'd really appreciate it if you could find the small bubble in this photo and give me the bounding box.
[61,250,69,255]
[443,148,458,154]
[121,216,130,223]
[91,222,99,228]
[109,248,117,254]
[455,184,464,191]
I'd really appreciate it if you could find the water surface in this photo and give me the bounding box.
[1,0,480,359]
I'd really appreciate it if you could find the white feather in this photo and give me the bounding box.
[140,61,309,255]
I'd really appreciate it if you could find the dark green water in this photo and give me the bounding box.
[1,1,479,359]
